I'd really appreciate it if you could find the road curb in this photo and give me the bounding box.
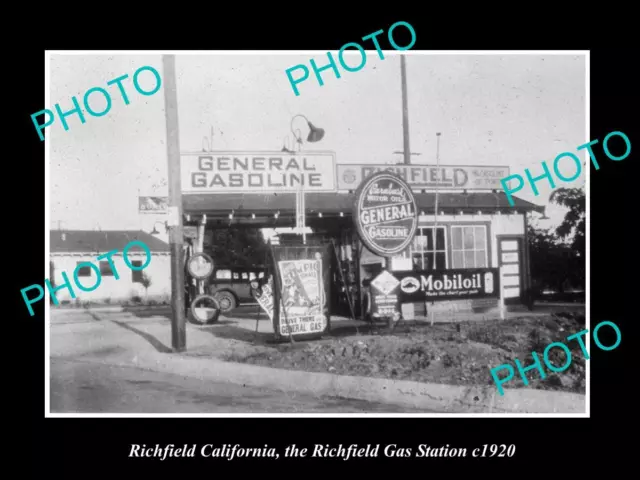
[79,352,586,414]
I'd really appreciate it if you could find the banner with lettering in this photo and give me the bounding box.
[271,245,331,339]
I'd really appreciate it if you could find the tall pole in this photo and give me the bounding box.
[400,55,411,165]
[433,133,441,270]
[162,54,187,352]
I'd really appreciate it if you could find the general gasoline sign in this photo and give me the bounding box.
[353,171,419,257]
[181,151,336,194]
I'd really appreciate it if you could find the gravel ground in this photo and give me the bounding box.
[223,312,587,394]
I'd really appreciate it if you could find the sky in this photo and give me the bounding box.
[48,52,586,234]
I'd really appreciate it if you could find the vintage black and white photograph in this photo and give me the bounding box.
[45,51,587,415]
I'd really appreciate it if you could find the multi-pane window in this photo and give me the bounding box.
[406,226,448,270]
[451,225,488,268]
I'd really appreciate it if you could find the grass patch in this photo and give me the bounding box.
[224,313,587,394]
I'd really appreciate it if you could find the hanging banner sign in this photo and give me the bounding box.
[337,164,510,191]
[181,151,337,194]
[272,246,331,339]
[353,171,419,257]
[395,268,500,302]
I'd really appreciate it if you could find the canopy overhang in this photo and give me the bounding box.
[183,191,544,227]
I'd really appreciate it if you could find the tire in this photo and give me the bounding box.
[189,294,221,325]
[214,290,237,313]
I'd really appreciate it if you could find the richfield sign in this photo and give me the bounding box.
[353,171,419,257]
[337,164,510,191]
[181,152,336,194]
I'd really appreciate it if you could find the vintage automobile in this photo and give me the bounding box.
[206,265,269,313]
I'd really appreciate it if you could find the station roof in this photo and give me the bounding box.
[183,191,544,218]
[50,230,170,254]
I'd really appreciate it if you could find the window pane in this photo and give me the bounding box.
[475,250,487,267]
[99,261,114,276]
[75,263,92,277]
[474,226,486,249]
[436,228,445,250]
[452,228,462,249]
[436,252,447,270]
[463,227,474,249]
[132,269,143,283]
[452,251,463,268]
[426,252,435,270]
[412,254,424,270]
[464,251,475,267]
[216,269,231,279]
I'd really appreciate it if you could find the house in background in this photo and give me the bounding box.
[49,230,171,304]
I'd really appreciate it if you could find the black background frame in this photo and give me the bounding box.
[17,11,634,476]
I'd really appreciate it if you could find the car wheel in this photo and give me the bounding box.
[214,291,237,313]
[189,294,221,325]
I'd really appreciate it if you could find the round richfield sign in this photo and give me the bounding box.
[353,171,419,257]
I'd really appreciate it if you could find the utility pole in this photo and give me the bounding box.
[400,55,411,165]
[162,54,187,352]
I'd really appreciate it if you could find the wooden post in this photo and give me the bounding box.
[400,55,411,165]
[162,54,186,352]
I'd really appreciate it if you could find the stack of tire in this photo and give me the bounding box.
[186,252,221,325]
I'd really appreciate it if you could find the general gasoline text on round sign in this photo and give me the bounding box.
[353,171,419,257]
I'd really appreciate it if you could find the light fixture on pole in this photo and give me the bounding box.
[290,114,325,145]
[150,221,168,235]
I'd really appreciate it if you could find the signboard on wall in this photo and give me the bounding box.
[369,270,401,319]
[337,164,510,191]
[395,268,500,302]
[138,196,168,213]
[353,171,419,257]
[181,152,336,194]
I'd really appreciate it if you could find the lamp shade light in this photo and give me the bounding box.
[306,122,325,142]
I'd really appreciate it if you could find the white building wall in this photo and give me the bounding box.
[49,252,171,303]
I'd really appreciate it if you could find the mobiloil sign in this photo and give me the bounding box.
[353,171,419,257]
[397,268,500,301]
